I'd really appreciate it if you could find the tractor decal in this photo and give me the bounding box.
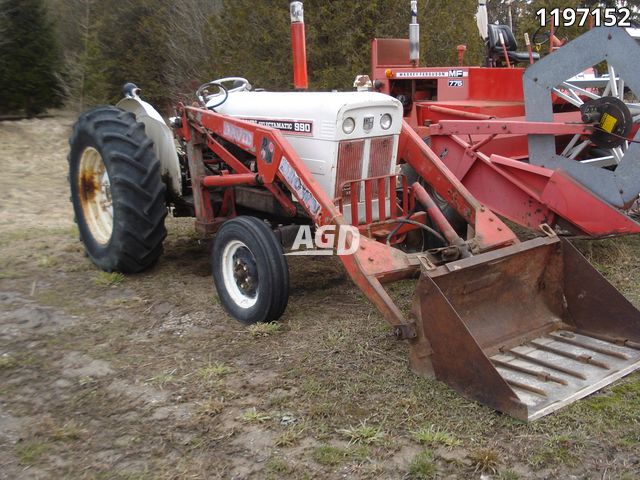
[278,156,321,216]
[395,70,468,78]
[223,121,254,149]
[244,118,313,136]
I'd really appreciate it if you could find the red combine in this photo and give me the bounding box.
[371,1,640,238]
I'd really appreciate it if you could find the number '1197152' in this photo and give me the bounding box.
[536,8,631,28]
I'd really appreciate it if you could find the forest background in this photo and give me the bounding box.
[1,0,638,116]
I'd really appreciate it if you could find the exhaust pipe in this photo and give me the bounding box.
[290,1,308,90]
[409,0,420,65]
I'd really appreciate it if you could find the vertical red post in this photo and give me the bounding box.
[524,33,534,64]
[290,1,308,90]
[456,45,467,66]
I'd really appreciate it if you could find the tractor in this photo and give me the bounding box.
[68,1,640,421]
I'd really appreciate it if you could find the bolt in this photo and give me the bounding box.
[489,217,494,222]
[368,257,375,262]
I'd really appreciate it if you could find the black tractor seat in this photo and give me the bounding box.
[487,24,540,66]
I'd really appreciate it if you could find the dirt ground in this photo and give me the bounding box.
[0,113,638,480]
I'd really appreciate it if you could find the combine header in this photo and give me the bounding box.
[67,1,640,421]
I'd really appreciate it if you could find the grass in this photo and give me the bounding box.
[266,456,296,476]
[274,426,306,447]
[248,322,282,337]
[407,450,437,479]
[198,398,225,417]
[49,421,84,442]
[0,268,21,279]
[468,447,501,474]
[312,444,370,467]
[584,379,640,422]
[37,255,59,268]
[497,470,520,480]
[94,271,125,287]
[528,434,582,469]
[16,440,48,465]
[411,425,462,448]
[241,407,271,423]
[337,421,385,445]
[145,369,177,389]
[0,354,17,370]
[196,362,233,381]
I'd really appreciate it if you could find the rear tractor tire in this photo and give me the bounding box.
[212,216,289,324]
[68,106,167,273]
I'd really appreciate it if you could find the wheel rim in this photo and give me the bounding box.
[221,240,259,309]
[78,147,113,245]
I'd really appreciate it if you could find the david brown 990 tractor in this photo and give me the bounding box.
[68,2,640,421]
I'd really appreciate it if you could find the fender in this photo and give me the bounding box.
[116,96,182,199]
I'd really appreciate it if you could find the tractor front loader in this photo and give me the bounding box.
[67,3,640,421]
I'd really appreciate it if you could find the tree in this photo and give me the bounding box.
[208,0,486,92]
[47,0,96,110]
[0,0,62,116]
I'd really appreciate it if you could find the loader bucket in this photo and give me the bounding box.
[412,236,640,421]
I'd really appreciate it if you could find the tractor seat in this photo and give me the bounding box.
[487,24,540,65]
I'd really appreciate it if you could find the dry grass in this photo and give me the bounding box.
[2,114,640,480]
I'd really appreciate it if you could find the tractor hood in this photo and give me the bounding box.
[214,91,403,141]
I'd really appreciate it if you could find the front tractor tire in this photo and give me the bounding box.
[212,217,289,324]
[68,106,167,273]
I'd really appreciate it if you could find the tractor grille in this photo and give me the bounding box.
[335,136,395,203]
[368,136,394,196]
[335,139,365,202]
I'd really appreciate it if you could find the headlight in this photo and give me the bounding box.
[380,113,393,130]
[342,117,356,134]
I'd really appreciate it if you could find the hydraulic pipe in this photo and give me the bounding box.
[202,173,258,188]
[290,1,308,90]
[412,182,470,258]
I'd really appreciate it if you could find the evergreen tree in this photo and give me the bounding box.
[0,0,62,116]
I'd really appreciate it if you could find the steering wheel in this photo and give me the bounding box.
[196,77,251,110]
[532,25,562,46]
